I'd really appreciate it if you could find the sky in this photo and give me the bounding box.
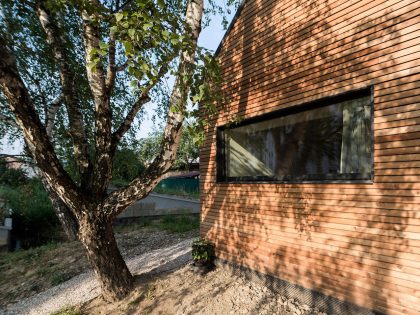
[0,3,235,155]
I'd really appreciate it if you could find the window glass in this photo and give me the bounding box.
[221,94,372,181]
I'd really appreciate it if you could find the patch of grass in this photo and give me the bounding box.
[115,214,199,234]
[35,266,50,277]
[143,284,156,300]
[1,242,59,265]
[50,306,84,315]
[0,241,86,307]
[158,215,199,233]
[113,217,155,233]
[50,272,72,286]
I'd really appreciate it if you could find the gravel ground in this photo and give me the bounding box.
[2,232,329,315]
[1,239,194,315]
[0,227,198,308]
[144,265,328,315]
[82,261,329,315]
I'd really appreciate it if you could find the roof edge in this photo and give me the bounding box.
[214,0,247,57]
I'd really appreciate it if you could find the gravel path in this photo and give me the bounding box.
[1,238,194,315]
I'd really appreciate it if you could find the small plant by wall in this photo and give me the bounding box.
[192,238,215,269]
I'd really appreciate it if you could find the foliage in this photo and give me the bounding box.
[138,123,200,169]
[137,131,163,165]
[192,238,215,264]
[0,179,60,248]
[173,123,200,170]
[112,148,145,186]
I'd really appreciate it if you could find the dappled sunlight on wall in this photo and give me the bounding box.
[200,0,420,314]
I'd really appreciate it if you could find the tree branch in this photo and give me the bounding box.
[105,30,117,93]
[104,0,119,93]
[111,0,133,13]
[0,35,82,213]
[0,154,36,167]
[112,95,150,144]
[80,0,113,197]
[111,63,169,146]
[103,0,204,216]
[36,2,91,185]
[116,60,129,72]
[45,93,63,138]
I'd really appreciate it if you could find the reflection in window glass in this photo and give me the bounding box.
[223,95,372,181]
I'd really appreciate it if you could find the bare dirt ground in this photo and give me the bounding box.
[0,226,197,309]
[80,264,327,315]
[2,217,326,315]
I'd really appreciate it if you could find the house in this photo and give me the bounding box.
[3,156,36,178]
[200,1,419,314]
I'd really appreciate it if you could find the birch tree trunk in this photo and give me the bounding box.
[79,212,133,300]
[0,0,204,301]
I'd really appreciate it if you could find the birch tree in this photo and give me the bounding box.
[0,0,234,301]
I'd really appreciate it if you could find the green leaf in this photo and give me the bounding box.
[162,30,169,39]
[141,63,150,72]
[128,29,135,38]
[143,23,153,30]
[115,12,123,22]
[97,49,107,56]
[89,48,98,57]
[99,42,108,50]
[123,41,132,54]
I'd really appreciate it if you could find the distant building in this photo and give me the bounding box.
[3,156,36,178]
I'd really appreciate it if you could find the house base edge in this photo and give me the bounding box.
[215,258,385,315]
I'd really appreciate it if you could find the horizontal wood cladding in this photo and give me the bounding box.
[220,0,416,57]
[202,228,419,293]
[221,9,420,87]
[200,0,420,314]
[200,214,420,257]
[220,1,419,74]
[203,73,420,134]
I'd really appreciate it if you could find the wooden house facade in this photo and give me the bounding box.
[200,0,420,314]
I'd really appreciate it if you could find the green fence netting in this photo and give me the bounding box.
[154,178,199,196]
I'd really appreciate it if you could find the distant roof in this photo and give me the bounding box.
[214,0,247,56]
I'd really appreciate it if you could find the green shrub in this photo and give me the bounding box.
[0,179,60,248]
[192,238,215,264]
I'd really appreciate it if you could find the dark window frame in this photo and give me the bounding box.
[216,87,375,184]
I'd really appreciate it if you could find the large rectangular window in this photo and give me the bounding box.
[217,88,373,182]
